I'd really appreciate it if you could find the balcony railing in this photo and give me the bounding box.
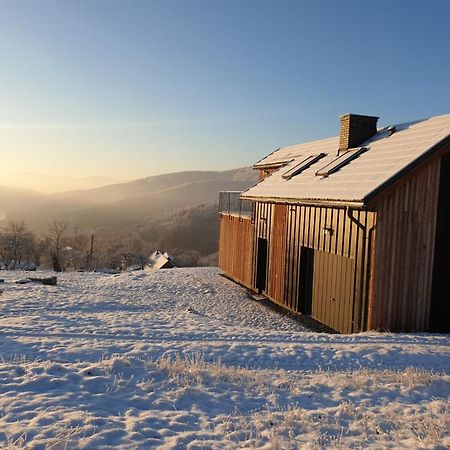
[219,191,254,218]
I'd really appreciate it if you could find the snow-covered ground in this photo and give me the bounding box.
[0,268,449,449]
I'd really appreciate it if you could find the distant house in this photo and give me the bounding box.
[219,113,450,333]
[147,251,175,269]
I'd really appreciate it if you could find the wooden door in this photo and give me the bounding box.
[311,250,356,333]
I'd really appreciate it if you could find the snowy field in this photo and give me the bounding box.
[0,267,449,449]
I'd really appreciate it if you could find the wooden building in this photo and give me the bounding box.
[219,113,450,333]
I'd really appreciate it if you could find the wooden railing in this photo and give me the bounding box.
[219,191,254,218]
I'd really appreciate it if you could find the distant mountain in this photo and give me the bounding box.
[0,173,119,194]
[56,167,257,203]
[0,186,47,212]
[6,167,258,230]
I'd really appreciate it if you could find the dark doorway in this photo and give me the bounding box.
[256,238,268,292]
[430,152,450,332]
[298,246,314,314]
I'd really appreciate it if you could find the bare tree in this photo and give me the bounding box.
[29,236,47,267]
[0,231,13,269]
[66,225,90,270]
[47,221,68,272]
[0,221,32,269]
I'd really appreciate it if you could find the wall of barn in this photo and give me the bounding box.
[254,202,376,333]
[218,214,255,289]
[368,158,441,331]
[220,153,445,333]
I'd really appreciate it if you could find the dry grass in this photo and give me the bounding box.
[2,354,448,449]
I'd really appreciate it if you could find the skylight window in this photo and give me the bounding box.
[315,147,368,177]
[282,153,326,180]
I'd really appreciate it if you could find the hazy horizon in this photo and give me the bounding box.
[0,172,122,194]
[0,166,254,194]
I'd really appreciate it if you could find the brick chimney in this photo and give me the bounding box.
[339,113,379,151]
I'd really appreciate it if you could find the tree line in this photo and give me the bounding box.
[0,220,218,271]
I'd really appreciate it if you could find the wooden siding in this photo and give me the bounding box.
[254,202,376,333]
[368,158,441,331]
[267,204,288,303]
[219,214,254,289]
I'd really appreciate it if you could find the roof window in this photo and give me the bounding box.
[282,153,326,180]
[315,147,368,177]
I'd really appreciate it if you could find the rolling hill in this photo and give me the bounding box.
[3,168,258,258]
[7,167,257,228]
[0,186,47,215]
[55,167,256,203]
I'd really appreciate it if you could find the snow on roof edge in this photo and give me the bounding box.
[363,131,450,204]
[242,113,450,204]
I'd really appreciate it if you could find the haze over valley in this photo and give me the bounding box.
[0,167,258,266]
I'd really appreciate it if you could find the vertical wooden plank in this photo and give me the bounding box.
[370,157,442,331]
[294,205,302,311]
[285,206,293,310]
[422,160,440,328]
[316,207,322,251]
[268,204,288,306]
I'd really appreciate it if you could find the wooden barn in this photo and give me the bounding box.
[219,113,450,333]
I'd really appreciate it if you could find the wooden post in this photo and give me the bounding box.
[86,234,95,270]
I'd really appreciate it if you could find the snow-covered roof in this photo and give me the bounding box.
[243,113,450,204]
[147,251,175,269]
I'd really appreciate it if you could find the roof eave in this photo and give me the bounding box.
[239,195,365,209]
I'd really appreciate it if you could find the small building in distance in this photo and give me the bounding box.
[147,251,175,270]
[219,113,450,333]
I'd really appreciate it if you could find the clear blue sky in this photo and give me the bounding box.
[1,0,449,180]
